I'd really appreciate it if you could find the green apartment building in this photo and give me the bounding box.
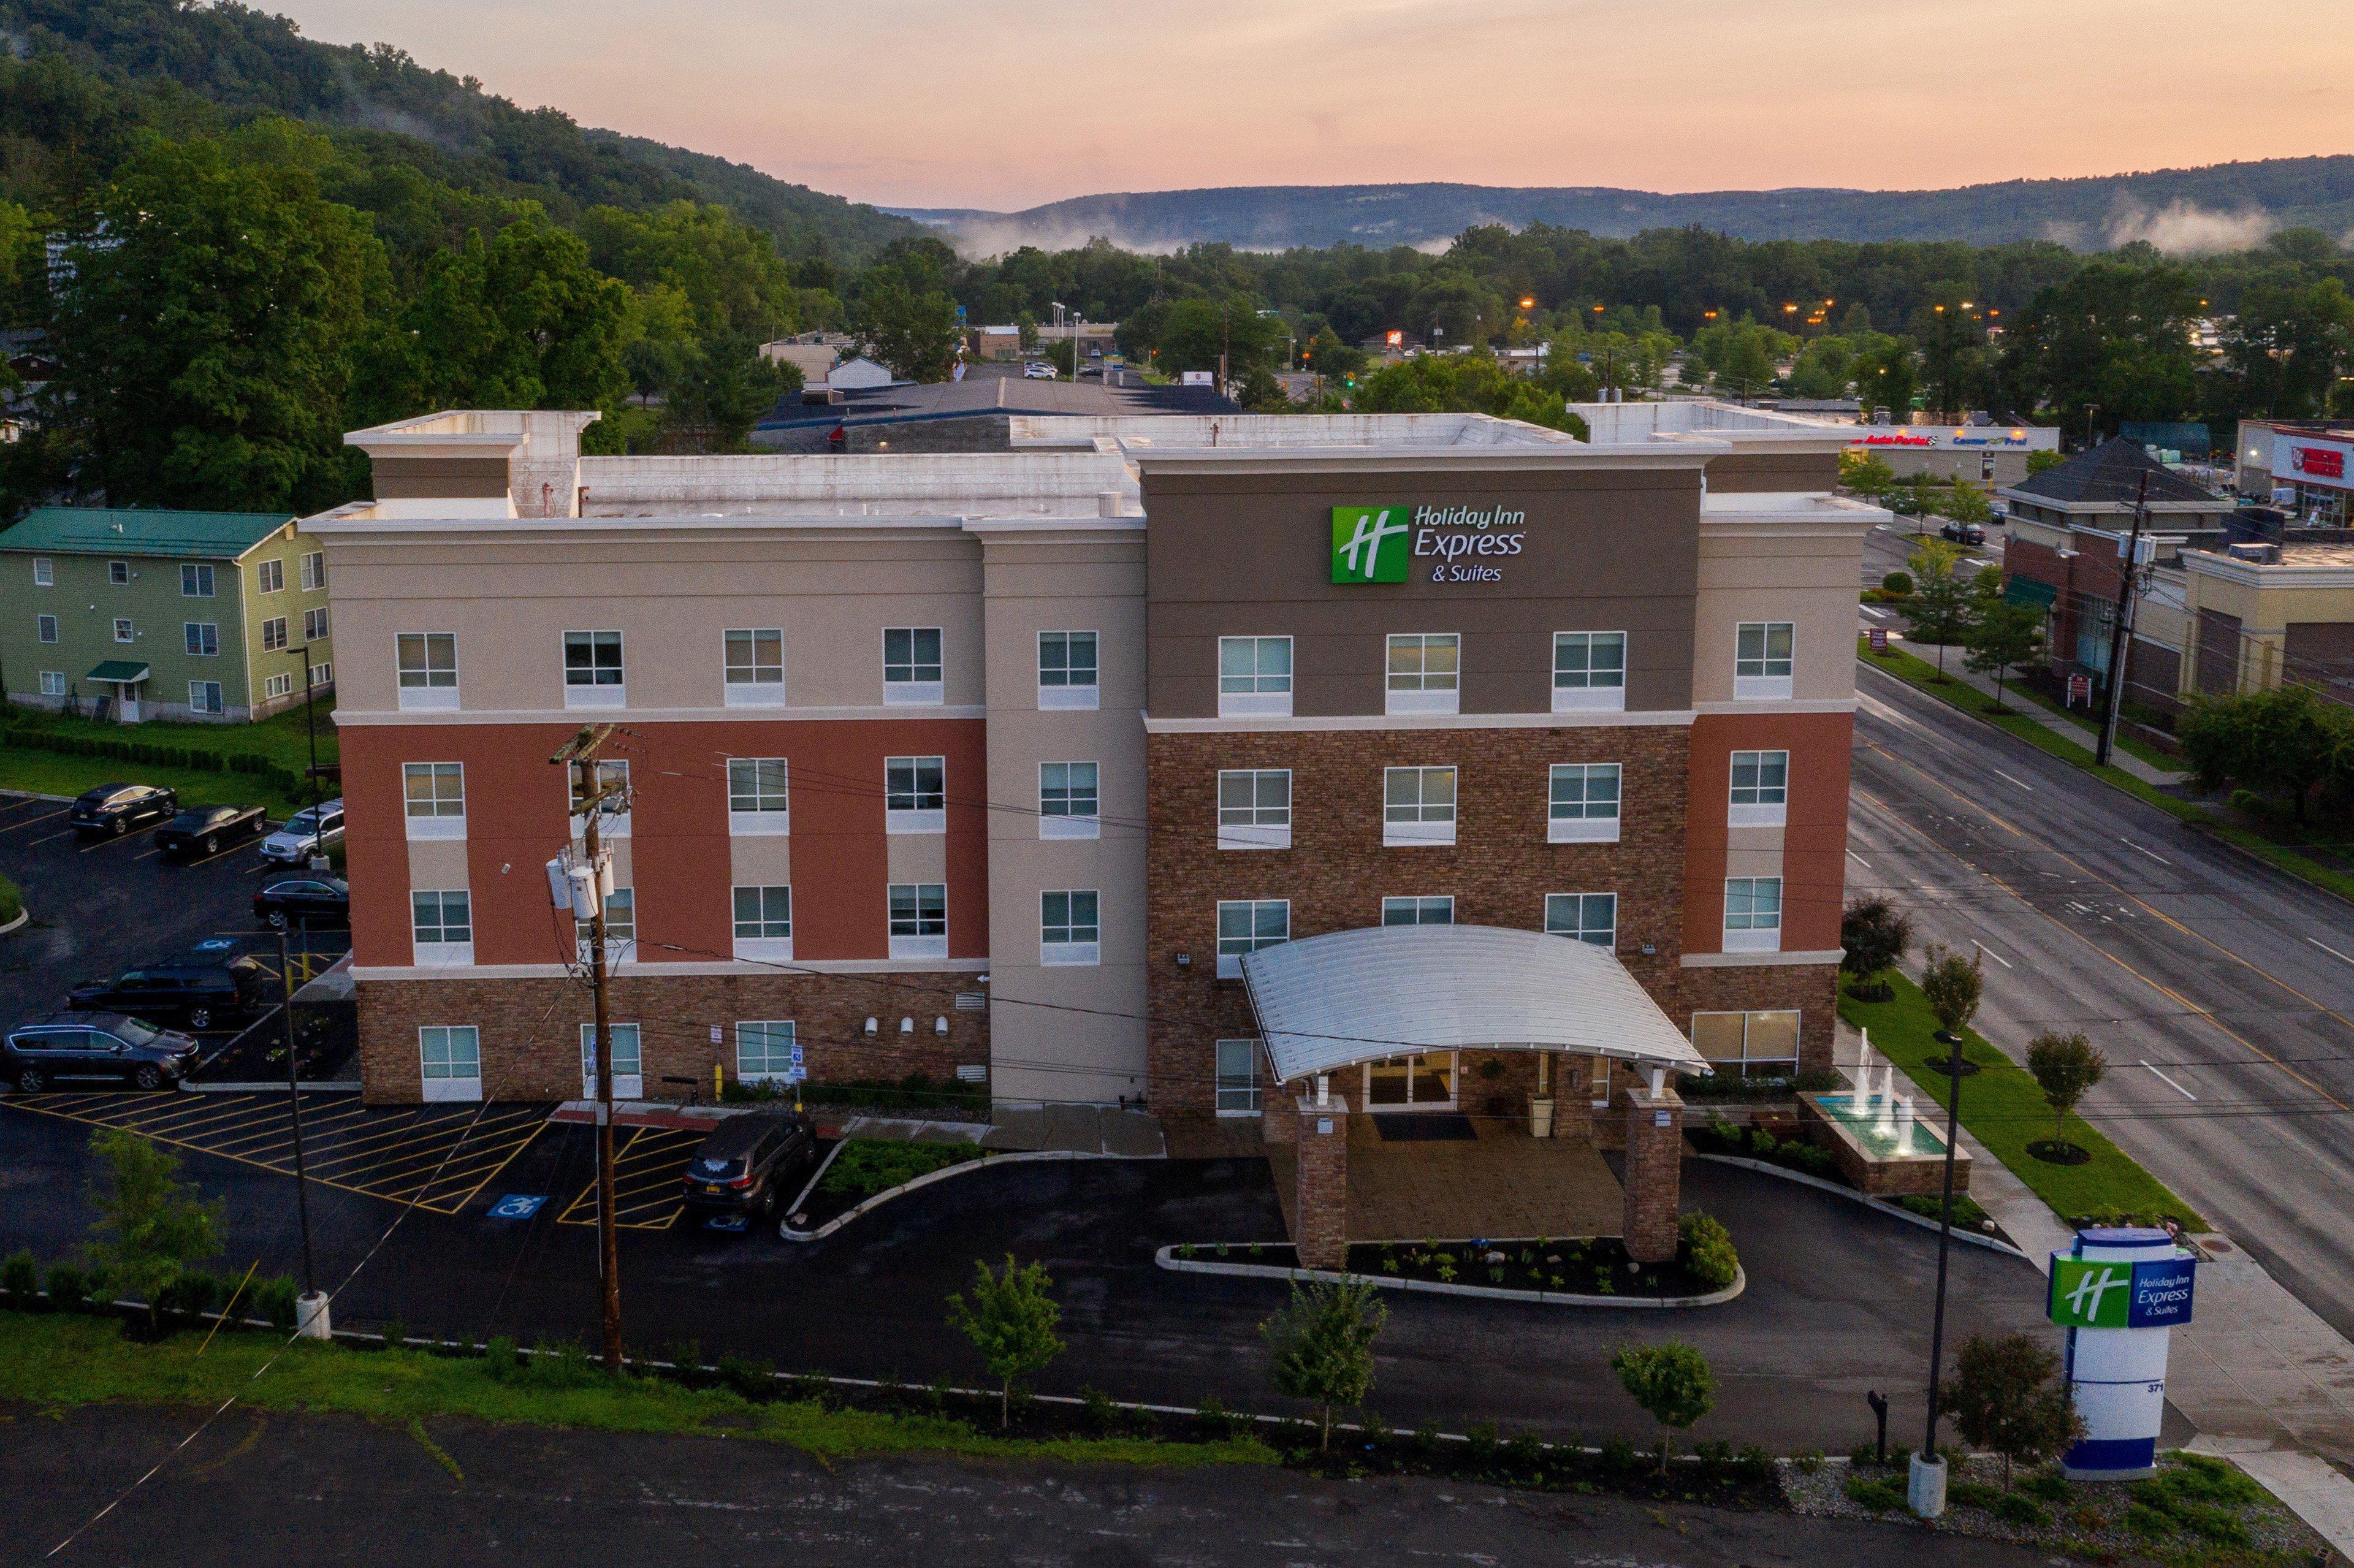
[1,508,335,723]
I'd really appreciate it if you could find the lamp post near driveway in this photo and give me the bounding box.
[278,922,326,1338]
[294,644,321,807]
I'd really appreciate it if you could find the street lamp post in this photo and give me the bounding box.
[278,921,324,1336]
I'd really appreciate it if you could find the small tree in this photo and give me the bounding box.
[945,1255,1064,1429]
[1964,600,2044,712]
[2178,684,2353,824]
[1941,482,1994,527]
[1260,1279,1387,1451]
[1942,1333,2084,1485]
[1919,942,1984,1043]
[1905,537,1971,679]
[1840,448,1897,499]
[2025,1032,2108,1154]
[2025,448,2066,478]
[1610,1341,1716,1471]
[1840,895,1915,1001]
[85,1127,221,1333]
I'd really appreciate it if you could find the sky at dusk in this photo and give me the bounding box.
[270,0,2354,212]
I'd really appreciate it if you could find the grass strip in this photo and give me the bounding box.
[1837,975,2204,1230]
[0,1309,1274,1468]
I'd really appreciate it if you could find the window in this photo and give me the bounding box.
[1723,876,1783,953]
[1553,631,1628,713]
[726,758,790,834]
[1040,889,1100,965]
[569,758,630,837]
[255,559,283,593]
[113,618,135,644]
[38,671,65,698]
[36,614,56,644]
[31,558,51,587]
[579,1023,641,1093]
[723,628,786,706]
[736,1020,799,1083]
[262,617,288,653]
[732,885,794,960]
[313,661,331,686]
[300,551,326,592]
[1038,630,1099,710]
[262,672,293,700]
[1039,761,1099,840]
[1215,899,1288,979]
[1216,1039,1262,1115]
[1548,762,1622,843]
[109,560,131,587]
[396,633,458,709]
[563,630,625,707]
[1381,896,1454,926]
[885,756,946,834]
[184,622,218,657]
[1691,1010,1802,1077]
[580,887,634,963]
[180,563,214,598]
[1545,891,1617,948]
[1218,636,1293,717]
[882,626,943,704]
[419,1026,482,1101]
[1729,750,1790,826]
[403,763,465,839]
[1383,765,1457,847]
[1734,621,1796,701]
[1217,769,1292,851]
[304,607,329,642]
[888,882,948,961]
[188,682,224,716]
[411,890,473,964]
[1385,633,1460,715]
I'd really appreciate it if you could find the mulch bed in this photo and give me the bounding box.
[1173,1238,1724,1301]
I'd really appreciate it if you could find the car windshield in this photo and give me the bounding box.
[284,812,318,832]
[111,1018,161,1045]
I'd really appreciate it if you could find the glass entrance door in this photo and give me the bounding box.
[1362,1052,1457,1110]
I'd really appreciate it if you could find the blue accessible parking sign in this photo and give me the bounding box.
[488,1194,546,1220]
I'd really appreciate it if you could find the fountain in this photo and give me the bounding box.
[1799,1029,1971,1195]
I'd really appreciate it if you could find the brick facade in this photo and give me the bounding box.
[1620,1082,1686,1264]
[1292,1094,1350,1269]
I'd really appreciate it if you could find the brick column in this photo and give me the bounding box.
[1621,1078,1686,1265]
[1262,1083,1297,1144]
[1293,1092,1350,1271]
[1548,1054,1595,1140]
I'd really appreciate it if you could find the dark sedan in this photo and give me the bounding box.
[70,783,178,837]
[254,877,349,931]
[4,1011,200,1092]
[155,804,269,858]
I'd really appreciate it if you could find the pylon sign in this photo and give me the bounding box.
[2049,1228,2196,1479]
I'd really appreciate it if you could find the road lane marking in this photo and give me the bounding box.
[1847,850,1871,869]
[2310,938,2354,967]
[2141,1062,2198,1100]
[2120,838,2172,866]
[1970,940,2013,969]
[1860,606,1889,621]
[1990,768,2033,792]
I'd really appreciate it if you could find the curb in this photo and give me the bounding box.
[1693,1153,2028,1258]
[0,908,27,937]
[1153,1245,1746,1309]
[184,1079,363,1095]
[781,1148,1127,1241]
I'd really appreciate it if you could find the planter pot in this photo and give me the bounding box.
[1529,1098,1554,1139]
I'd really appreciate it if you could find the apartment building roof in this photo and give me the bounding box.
[0,506,295,558]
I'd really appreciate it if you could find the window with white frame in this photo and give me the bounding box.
[1038,761,1099,840]
[1553,631,1628,713]
[1385,633,1460,715]
[180,563,214,598]
[723,628,786,706]
[1381,895,1454,926]
[1734,621,1796,701]
[300,551,326,592]
[38,672,65,698]
[1691,1009,1801,1077]
[411,889,473,964]
[1217,768,1291,851]
[255,559,283,593]
[882,626,943,704]
[1545,891,1617,948]
[736,1020,798,1083]
[188,681,224,716]
[262,672,293,700]
[726,758,790,834]
[1038,630,1099,710]
[733,885,794,961]
[313,661,332,686]
[1723,875,1783,952]
[303,607,329,642]
[563,630,625,707]
[31,558,51,587]
[579,887,634,962]
[113,618,134,644]
[568,758,630,837]
[1215,1038,1261,1114]
[1729,749,1790,826]
[37,614,57,644]
[1548,762,1621,843]
[262,616,288,653]
[885,756,946,833]
[109,560,131,586]
[1040,889,1100,965]
[396,632,459,709]
[1217,635,1293,717]
[403,762,465,839]
[1383,765,1457,846]
[419,1026,481,1100]
[888,882,948,961]
[1215,899,1288,979]
[184,622,218,657]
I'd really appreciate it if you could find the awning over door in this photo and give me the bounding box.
[2003,577,2059,612]
[86,660,151,683]
[1238,924,1709,1085]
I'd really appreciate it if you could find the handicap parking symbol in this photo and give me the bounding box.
[703,1214,749,1234]
[488,1194,546,1220]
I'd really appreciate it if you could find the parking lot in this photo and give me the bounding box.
[554,1124,701,1231]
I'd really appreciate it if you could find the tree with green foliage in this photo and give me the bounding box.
[85,1127,221,1334]
[1919,942,1985,1044]
[2025,1032,2107,1155]
[1353,352,1587,435]
[2179,682,2354,824]
[1941,482,1994,527]
[1905,537,1972,678]
[1610,1341,1716,1470]
[946,1255,1063,1429]
[2001,261,2204,430]
[1942,1334,2083,1485]
[1302,325,1365,381]
[1840,448,1897,499]
[658,330,792,451]
[1964,599,2044,710]
[1851,337,1919,418]
[2025,448,2065,476]
[1261,1279,1387,1451]
[856,277,962,382]
[1840,894,1914,1000]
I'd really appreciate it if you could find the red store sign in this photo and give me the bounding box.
[2288,444,2348,483]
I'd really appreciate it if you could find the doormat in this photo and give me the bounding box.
[1374,1113,1476,1141]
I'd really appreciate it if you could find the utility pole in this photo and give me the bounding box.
[278,923,321,1330]
[550,724,625,1371]
[2095,471,2150,771]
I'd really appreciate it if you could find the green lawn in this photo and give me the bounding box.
[1838,975,2203,1229]
[0,1309,1274,1468]
[1,696,335,816]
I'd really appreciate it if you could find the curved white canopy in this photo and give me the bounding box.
[1238,924,1709,1085]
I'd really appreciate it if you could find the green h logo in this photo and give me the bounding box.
[1331,506,1411,584]
[2049,1258,2131,1328]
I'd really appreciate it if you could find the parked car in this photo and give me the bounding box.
[67,954,272,1031]
[155,803,269,858]
[1022,360,1057,379]
[259,799,345,866]
[4,1011,200,1092]
[253,877,350,931]
[1940,519,1986,546]
[70,783,179,838]
[680,1112,818,1221]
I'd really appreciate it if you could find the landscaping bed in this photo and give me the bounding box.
[190,994,357,1083]
[1687,1116,2013,1245]
[723,1072,989,1122]
[1171,1216,1739,1303]
[784,1135,993,1231]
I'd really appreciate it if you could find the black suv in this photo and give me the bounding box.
[70,783,179,837]
[680,1113,817,1221]
[67,954,271,1031]
[4,1012,200,1092]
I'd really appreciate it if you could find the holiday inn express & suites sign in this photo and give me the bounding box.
[1331,504,1528,585]
[2047,1254,2197,1330]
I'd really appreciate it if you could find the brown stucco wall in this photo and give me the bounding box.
[1705,451,1842,493]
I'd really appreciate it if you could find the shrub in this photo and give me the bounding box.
[1846,1475,1908,1510]
[820,1138,986,1198]
[0,873,21,926]
[715,1355,775,1399]
[527,1338,601,1390]
[253,1276,299,1331]
[1880,570,1914,596]
[380,1317,408,1350]
[1,1250,39,1304]
[1081,1385,1118,1433]
[481,1336,521,1379]
[1194,1393,1243,1441]
[1465,1420,1500,1462]
[155,1271,221,1322]
[44,1263,92,1313]
[1941,1334,2082,1484]
[1677,1212,1740,1290]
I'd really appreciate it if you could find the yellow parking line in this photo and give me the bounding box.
[381,1133,549,1211]
[0,1098,448,1209]
[302,1122,474,1174]
[211,1108,373,1158]
[104,1097,283,1139]
[72,1094,226,1130]
[208,1099,371,1150]
[313,1109,549,1184]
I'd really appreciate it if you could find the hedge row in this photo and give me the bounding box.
[1,725,305,794]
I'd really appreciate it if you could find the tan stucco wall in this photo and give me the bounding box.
[1690,524,1867,705]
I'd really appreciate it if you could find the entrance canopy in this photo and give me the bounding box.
[86,660,150,683]
[1239,924,1708,1085]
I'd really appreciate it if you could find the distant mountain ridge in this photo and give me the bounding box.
[896,158,2354,254]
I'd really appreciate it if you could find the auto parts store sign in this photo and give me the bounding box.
[1331,504,1526,585]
